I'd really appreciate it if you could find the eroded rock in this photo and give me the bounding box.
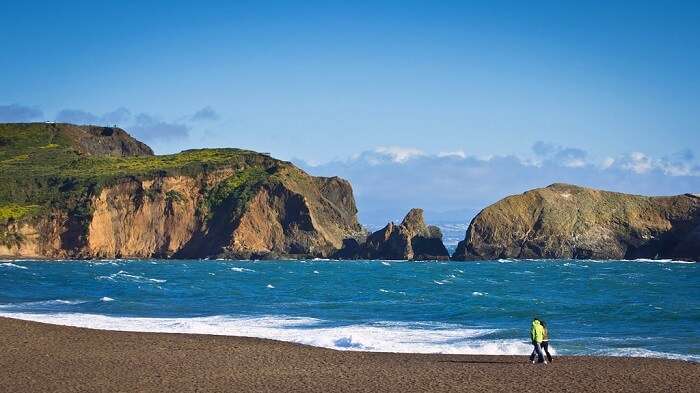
[452,183,700,261]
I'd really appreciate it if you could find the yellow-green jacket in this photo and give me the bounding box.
[530,320,545,343]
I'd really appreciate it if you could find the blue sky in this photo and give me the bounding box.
[1,1,699,223]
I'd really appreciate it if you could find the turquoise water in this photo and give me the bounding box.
[0,258,697,361]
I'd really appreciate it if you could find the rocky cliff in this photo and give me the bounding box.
[336,208,449,260]
[0,123,362,259]
[452,183,700,261]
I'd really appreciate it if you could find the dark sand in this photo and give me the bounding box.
[0,317,697,392]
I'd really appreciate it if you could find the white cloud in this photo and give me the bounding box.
[623,152,653,174]
[615,152,698,176]
[374,146,425,163]
[437,150,467,159]
[563,158,586,168]
[601,157,615,169]
[297,146,700,225]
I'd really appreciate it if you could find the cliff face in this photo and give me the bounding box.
[452,183,700,261]
[0,123,361,259]
[337,208,449,260]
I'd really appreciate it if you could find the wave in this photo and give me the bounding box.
[0,262,28,269]
[0,299,87,309]
[230,267,255,272]
[630,259,696,264]
[96,270,166,284]
[0,312,538,355]
[594,347,699,362]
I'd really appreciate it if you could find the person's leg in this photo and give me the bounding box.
[542,341,552,362]
[534,342,545,363]
[529,344,537,362]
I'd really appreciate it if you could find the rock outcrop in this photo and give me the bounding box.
[337,208,449,260]
[452,183,700,261]
[0,123,362,259]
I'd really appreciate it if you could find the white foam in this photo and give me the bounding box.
[96,270,166,284]
[381,262,391,266]
[230,267,255,272]
[472,292,486,296]
[595,347,699,362]
[266,284,275,289]
[0,299,87,309]
[632,258,695,264]
[0,312,533,355]
[0,262,28,269]
[100,297,115,302]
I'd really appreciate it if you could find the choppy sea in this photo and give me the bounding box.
[1,257,697,362]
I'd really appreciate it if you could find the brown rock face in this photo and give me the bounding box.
[452,184,700,261]
[348,208,449,260]
[1,168,363,259]
[86,176,201,258]
[0,123,362,259]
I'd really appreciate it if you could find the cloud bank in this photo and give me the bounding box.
[298,143,700,226]
[190,106,220,122]
[55,107,132,126]
[0,104,43,122]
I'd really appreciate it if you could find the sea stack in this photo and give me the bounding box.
[349,208,449,260]
[452,183,700,261]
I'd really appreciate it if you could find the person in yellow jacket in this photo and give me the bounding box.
[529,318,548,364]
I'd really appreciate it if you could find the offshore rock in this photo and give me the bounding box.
[347,208,449,260]
[452,184,700,261]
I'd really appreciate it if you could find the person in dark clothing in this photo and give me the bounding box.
[540,320,553,363]
[530,319,552,363]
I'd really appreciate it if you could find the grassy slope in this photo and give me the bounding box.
[0,123,286,224]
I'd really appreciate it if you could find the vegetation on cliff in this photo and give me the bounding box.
[1,124,275,208]
[0,123,362,258]
[452,183,700,261]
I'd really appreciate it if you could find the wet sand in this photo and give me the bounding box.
[0,317,697,392]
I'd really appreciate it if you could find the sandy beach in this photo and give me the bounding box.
[0,317,697,392]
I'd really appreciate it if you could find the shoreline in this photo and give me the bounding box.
[1,257,697,262]
[1,317,697,392]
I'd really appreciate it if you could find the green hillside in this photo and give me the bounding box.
[0,123,280,223]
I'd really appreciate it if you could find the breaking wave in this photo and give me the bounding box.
[0,312,534,355]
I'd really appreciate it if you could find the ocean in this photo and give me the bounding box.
[0,258,697,362]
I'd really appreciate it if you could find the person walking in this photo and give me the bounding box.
[529,318,548,364]
[540,320,553,363]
